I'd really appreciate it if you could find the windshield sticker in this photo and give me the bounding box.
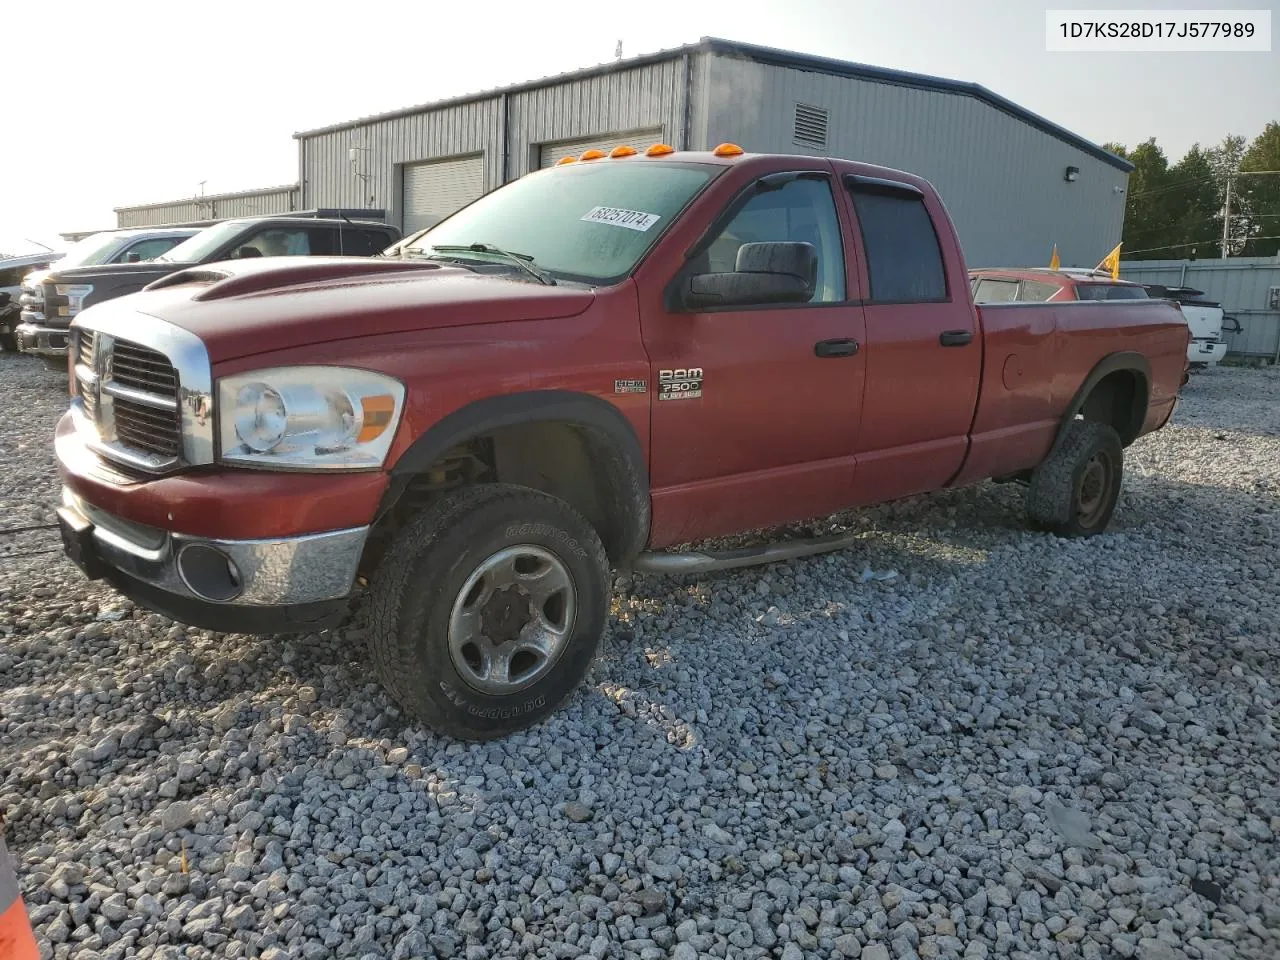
[580,206,662,232]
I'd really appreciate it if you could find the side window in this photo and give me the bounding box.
[848,186,947,303]
[117,237,184,263]
[233,228,312,259]
[1018,279,1059,302]
[697,176,846,303]
[973,279,1019,303]
[324,227,389,257]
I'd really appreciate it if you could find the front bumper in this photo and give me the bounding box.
[1188,338,1227,366]
[16,322,70,359]
[57,487,366,633]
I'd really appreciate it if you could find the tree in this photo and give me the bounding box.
[1239,122,1280,257]
[1110,139,1175,261]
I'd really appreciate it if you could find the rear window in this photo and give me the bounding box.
[1076,283,1148,301]
[848,186,947,302]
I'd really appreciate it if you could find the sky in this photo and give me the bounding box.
[2,0,1275,256]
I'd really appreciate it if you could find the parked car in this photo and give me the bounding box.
[1,251,64,350]
[1140,284,1238,369]
[967,267,1229,371]
[17,216,400,364]
[9,228,199,353]
[55,146,1189,740]
[968,266,1152,303]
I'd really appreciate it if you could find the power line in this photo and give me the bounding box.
[1122,234,1280,256]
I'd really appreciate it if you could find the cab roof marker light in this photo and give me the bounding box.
[713,142,745,157]
[579,149,606,161]
[556,156,577,165]
[645,143,675,157]
[609,145,637,158]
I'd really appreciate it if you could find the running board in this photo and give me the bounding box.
[628,530,863,575]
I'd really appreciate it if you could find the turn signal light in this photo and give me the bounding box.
[579,149,606,161]
[645,143,675,156]
[713,142,745,157]
[610,145,637,157]
[556,156,577,165]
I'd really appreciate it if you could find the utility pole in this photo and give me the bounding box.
[1221,174,1232,257]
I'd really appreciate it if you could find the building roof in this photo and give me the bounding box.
[113,183,299,214]
[292,37,1132,173]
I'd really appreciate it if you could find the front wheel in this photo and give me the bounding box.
[366,483,611,740]
[1025,419,1123,537]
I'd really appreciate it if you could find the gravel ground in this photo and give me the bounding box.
[2,351,1278,960]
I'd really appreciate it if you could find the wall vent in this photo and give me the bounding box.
[793,103,829,149]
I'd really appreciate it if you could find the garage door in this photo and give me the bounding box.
[539,128,666,169]
[401,155,485,236]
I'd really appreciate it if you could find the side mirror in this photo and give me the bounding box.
[124,252,142,263]
[683,241,817,310]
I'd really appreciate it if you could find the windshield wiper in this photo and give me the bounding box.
[428,243,556,286]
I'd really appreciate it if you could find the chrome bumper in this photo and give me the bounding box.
[59,487,368,607]
[16,322,71,358]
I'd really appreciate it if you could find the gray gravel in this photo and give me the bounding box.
[2,349,1278,960]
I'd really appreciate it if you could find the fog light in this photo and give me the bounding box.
[177,543,243,602]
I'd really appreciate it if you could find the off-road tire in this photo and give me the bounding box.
[1026,419,1124,537]
[366,483,611,741]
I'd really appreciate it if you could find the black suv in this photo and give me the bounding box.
[17,215,401,363]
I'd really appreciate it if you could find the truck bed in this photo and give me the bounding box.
[952,298,1189,487]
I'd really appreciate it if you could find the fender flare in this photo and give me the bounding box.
[1057,351,1152,449]
[387,390,650,560]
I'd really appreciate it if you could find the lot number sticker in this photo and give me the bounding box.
[580,206,662,232]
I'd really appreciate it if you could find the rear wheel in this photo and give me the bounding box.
[0,333,16,352]
[1025,419,1123,537]
[366,483,611,740]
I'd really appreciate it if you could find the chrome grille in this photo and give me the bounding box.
[113,400,181,457]
[77,329,96,368]
[111,341,178,395]
[73,328,183,472]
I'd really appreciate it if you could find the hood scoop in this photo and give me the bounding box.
[145,257,448,301]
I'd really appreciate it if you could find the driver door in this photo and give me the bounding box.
[639,170,867,546]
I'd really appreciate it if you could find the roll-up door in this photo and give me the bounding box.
[538,128,665,169]
[401,155,484,235]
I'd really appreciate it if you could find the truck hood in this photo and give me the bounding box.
[114,256,596,362]
[42,261,178,285]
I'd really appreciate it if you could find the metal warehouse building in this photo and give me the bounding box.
[292,37,1132,267]
[114,184,300,229]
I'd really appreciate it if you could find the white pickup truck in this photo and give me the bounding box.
[1141,285,1239,369]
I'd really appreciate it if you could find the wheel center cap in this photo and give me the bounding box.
[480,586,531,644]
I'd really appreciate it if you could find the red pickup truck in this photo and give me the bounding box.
[55,144,1189,739]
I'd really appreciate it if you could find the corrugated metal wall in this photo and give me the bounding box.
[300,99,501,226]
[115,185,299,227]
[298,59,689,229]
[699,57,1128,269]
[1120,257,1280,360]
[506,59,687,179]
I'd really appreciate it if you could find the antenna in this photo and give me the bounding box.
[615,39,623,60]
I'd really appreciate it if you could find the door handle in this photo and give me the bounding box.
[939,330,973,347]
[814,338,860,358]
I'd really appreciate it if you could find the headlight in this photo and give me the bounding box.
[54,283,93,316]
[217,366,405,470]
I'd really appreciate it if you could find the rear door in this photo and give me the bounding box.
[640,166,867,544]
[839,172,982,503]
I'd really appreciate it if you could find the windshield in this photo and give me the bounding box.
[404,161,719,283]
[160,221,249,263]
[58,233,129,268]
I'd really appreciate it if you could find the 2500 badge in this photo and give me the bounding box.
[658,367,703,401]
